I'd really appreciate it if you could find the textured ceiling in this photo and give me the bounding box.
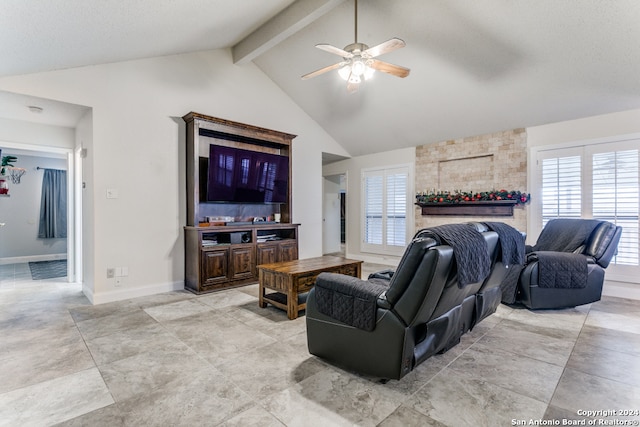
[2,0,640,158]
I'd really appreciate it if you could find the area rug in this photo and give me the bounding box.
[28,260,67,280]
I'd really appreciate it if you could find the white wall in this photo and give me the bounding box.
[0,153,67,262]
[527,108,640,147]
[0,117,75,149]
[323,146,415,266]
[0,48,349,303]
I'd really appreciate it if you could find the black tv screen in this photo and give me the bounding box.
[207,145,289,203]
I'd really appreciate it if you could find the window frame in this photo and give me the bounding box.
[361,163,413,256]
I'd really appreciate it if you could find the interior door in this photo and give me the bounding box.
[323,190,341,254]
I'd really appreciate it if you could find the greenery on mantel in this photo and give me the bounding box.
[416,189,531,205]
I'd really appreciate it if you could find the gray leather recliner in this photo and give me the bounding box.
[517,218,622,309]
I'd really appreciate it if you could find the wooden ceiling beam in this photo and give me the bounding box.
[232,0,346,65]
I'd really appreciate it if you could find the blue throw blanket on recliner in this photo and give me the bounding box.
[484,222,525,267]
[428,224,491,287]
[484,222,526,304]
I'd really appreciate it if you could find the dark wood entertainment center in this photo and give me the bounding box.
[182,112,298,293]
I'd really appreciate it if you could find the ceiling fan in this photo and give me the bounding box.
[301,0,410,93]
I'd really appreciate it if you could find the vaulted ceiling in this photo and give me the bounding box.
[2,0,640,158]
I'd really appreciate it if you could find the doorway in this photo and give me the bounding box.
[0,142,80,283]
[0,91,89,286]
[323,173,346,256]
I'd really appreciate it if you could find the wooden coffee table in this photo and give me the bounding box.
[258,256,363,320]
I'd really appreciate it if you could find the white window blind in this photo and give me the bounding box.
[364,174,383,245]
[541,155,582,226]
[362,166,409,255]
[386,172,407,247]
[592,149,639,265]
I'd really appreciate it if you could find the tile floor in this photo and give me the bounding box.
[1,262,640,426]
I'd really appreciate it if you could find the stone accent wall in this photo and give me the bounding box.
[415,129,528,233]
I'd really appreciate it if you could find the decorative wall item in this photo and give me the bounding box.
[6,167,26,184]
[1,154,18,175]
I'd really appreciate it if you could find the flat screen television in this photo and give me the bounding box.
[206,145,289,203]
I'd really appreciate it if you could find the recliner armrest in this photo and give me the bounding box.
[314,272,390,331]
[526,251,594,264]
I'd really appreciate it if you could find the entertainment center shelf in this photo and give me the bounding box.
[182,112,298,293]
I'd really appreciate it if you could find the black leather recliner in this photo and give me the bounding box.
[517,218,622,309]
[306,223,504,380]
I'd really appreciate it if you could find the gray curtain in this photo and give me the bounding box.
[38,169,67,238]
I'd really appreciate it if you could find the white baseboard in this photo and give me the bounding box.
[88,281,185,305]
[603,280,640,301]
[82,282,95,304]
[0,253,67,265]
[344,252,400,267]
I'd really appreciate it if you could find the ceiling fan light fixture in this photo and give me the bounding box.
[351,58,366,76]
[338,62,351,80]
[363,63,375,80]
[338,58,375,82]
[301,0,409,91]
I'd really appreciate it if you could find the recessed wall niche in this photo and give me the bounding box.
[437,154,494,191]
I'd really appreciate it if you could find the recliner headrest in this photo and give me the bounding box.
[384,234,438,304]
[584,221,617,260]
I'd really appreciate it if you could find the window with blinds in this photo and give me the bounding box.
[364,174,383,245]
[362,166,409,255]
[535,141,639,280]
[386,172,407,247]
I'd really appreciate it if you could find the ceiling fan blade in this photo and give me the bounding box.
[316,44,352,58]
[369,59,410,78]
[301,62,344,80]
[364,38,406,58]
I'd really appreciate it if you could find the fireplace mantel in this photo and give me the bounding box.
[416,200,518,216]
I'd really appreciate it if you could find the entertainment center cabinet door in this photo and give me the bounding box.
[230,246,255,280]
[279,240,298,262]
[256,244,278,265]
[256,240,299,265]
[201,248,230,286]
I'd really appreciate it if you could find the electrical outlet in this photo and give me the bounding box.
[107,268,115,278]
[115,277,122,286]
[106,188,119,199]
